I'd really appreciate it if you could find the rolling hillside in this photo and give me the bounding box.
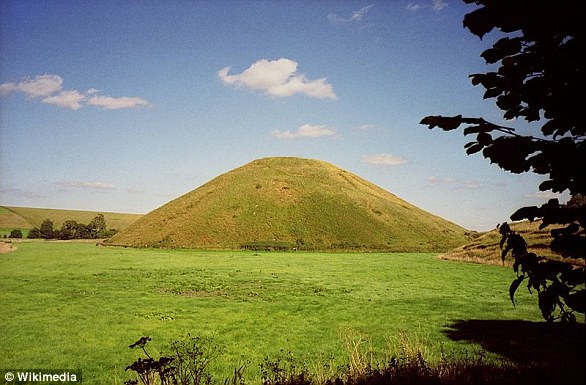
[0,206,142,232]
[108,157,470,251]
[438,220,579,266]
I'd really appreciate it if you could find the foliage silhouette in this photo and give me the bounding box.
[123,335,586,385]
[420,0,585,321]
[9,229,23,238]
[125,335,246,385]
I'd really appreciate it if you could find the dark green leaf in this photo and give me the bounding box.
[510,206,539,222]
[483,88,501,99]
[492,37,522,56]
[463,123,497,135]
[538,289,557,321]
[470,74,483,86]
[480,48,502,64]
[466,143,484,155]
[420,116,442,128]
[463,6,496,39]
[498,222,511,235]
[439,115,462,131]
[477,132,492,145]
[420,115,463,131]
[509,275,525,307]
[501,243,512,263]
[564,290,586,314]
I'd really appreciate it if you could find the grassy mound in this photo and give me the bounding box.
[108,157,469,251]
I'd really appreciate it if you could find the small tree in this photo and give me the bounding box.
[39,219,55,239]
[27,227,41,239]
[420,0,585,321]
[9,229,23,238]
[88,214,107,238]
[59,220,91,240]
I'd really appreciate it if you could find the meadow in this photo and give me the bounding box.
[0,241,565,384]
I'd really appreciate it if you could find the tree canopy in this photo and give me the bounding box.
[421,0,585,321]
[28,214,117,240]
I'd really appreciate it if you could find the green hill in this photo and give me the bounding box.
[0,206,142,234]
[108,157,470,251]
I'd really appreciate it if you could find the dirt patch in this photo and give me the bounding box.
[0,241,16,254]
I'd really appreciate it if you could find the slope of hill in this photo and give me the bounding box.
[438,220,577,266]
[108,157,470,251]
[0,206,32,229]
[0,206,143,232]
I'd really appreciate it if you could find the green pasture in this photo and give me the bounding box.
[0,242,546,384]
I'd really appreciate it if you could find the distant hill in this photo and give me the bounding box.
[108,157,470,251]
[438,220,577,266]
[0,206,142,233]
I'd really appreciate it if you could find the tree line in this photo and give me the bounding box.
[12,214,118,240]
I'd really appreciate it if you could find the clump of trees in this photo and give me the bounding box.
[421,0,584,321]
[9,229,23,238]
[26,214,118,240]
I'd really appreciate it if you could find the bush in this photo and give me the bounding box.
[9,229,23,238]
[27,227,41,239]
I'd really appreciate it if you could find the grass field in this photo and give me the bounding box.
[0,241,571,384]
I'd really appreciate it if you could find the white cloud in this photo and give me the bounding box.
[362,154,408,166]
[354,124,389,133]
[0,74,150,110]
[426,176,457,186]
[0,188,46,200]
[460,180,480,189]
[57,181,116,190]
[426,175,480,190]
[525,191,563,200]
[355,124,373,131]
[0,74,64,98]
[406,3,422,12]
[431,0,448,11]
[272,124,337,139]
[87,95,150,110]
[328,4,374,24]
[42,90,86,110]
[218,58,336,100]
[406,1,447,12]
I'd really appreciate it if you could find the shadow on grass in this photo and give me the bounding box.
[444,319,585,368]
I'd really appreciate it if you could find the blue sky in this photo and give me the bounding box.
[0,0,563,231]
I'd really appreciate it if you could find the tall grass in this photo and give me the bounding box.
[123,328,584,385]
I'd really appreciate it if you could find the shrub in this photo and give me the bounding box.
[9,229,23,238]
[27,227,41,239]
